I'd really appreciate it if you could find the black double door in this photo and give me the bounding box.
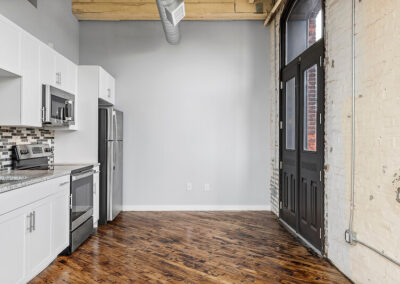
[280,40,325,252]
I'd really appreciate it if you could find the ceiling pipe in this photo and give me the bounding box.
[156,0,181,45]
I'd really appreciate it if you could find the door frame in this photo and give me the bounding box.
[278,0,326,254]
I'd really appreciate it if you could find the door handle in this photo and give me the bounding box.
[32,211,36,231]
[27,213,32,233]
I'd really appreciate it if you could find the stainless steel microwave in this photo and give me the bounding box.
[42,85,75,127]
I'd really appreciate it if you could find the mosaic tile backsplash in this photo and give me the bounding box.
[0,127,54,170]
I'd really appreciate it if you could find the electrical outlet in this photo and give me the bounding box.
[204,183,211,191]
[186,182,192,191]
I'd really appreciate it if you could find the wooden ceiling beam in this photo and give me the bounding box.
[72,0,274,21]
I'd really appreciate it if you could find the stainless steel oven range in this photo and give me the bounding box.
[11,144,94,255]
[67,166,94,254]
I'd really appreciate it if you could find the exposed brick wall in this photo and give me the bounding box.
[0,127,54,170]
[269,0,288,216]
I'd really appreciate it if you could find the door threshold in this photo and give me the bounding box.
[279,218,323,257]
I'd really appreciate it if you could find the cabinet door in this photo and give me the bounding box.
[66,60,78,94]
[26,198,52,278]
[0,208,28,284]
[21,32,41,127]
[0,16,21,75]
[55,54,68,90]
[99,67,108,102]
[39,44,56,86]
[99,68,115,105]
[52,189,70,255]
[108,75,116,105]
[93,170,100,227]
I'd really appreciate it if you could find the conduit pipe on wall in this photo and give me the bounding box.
[345,0,400,268]
[156,0,181,44]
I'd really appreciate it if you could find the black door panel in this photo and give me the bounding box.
[280,40,325,252]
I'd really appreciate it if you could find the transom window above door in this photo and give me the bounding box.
[285,0,323,64]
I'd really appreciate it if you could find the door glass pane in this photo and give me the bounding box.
[286,0,323,64]
[286,77,296,150]
[304,64,318,151]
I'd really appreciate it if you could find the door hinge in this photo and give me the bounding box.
[320,228,322,239]
[320,171,322,182]
[320,56,323,67]
[69,194,73,209]
[280,121,283,129]
[279,161,282,169]
[280,81,283,90]
[280,201,282,209]
[319,113,322,125]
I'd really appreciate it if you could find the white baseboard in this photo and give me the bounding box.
[122,205,271,211]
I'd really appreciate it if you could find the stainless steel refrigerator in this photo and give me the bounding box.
[99,107,123,225]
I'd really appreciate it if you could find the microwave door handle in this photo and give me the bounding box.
[43,85,51,123]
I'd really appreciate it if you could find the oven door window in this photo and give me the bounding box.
[51,95,67,120]
[71,174,93,227]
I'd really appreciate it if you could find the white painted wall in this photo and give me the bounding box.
[0,0,79,63]
[79,21,271,209]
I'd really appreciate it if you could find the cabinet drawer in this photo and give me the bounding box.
[0,175,70,216]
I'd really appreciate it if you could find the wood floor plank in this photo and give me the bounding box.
[30,211,351,284]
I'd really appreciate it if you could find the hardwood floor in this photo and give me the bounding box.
[30,211,350,283]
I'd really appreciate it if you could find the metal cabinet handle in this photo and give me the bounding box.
[56,72,62,84]
[59,181,69,187]
[32,211,36,231]
[27,213,32,232]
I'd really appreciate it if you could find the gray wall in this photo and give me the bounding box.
[80,21,271,208]
[0,0,79,63]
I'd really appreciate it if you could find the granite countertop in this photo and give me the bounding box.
[0,163,99,194]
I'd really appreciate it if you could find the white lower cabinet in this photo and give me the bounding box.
[0,207,27,284]
[52,190,70,255]
[0,176,70,283]
[26,199,53,279]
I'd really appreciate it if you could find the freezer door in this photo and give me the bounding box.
[108,140,123,221]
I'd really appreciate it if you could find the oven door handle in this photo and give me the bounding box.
[71,170,93,181]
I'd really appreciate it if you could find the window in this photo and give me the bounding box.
[303,64,318,151]
[286,77,296,150]
[286,0,323,64]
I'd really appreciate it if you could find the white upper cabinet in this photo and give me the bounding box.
[21,32,41,127]
[55,54,77,95]
[0,14,79,127]
[39,43,56,86]
[0,15,21,75]
[40,44,77,95]
[99,67,115,105]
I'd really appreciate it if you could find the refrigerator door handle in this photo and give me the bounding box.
[113,111,118,141]
[107,142,114,221]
